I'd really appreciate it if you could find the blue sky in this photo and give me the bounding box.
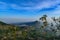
[0,0,60,23]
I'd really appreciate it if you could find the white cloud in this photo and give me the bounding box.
[48,4,60,14]
[0,0,60,11]
[0,1,8,10]
[9,0,60,11]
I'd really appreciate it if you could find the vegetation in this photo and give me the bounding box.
[0,21,7,25]
[0,15,60,40]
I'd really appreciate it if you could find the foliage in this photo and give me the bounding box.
[0,15,60,40]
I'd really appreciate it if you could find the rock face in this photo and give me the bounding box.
[35,15,60,37]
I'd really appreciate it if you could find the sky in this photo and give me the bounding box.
[0,0,60,23]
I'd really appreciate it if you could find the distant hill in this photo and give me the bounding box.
[11,21,38,26]
[0,21,7,25]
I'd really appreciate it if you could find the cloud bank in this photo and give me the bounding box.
[0,0,60,14]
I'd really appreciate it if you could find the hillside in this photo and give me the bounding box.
[0,21,7,25]
[0,15,60,40]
